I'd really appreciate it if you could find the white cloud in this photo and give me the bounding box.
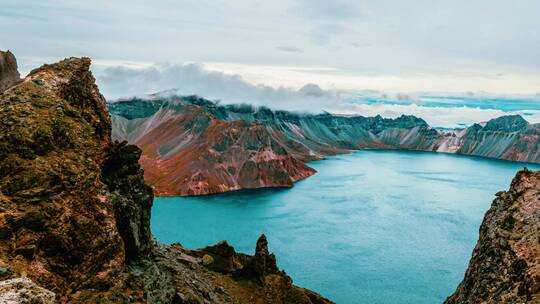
[200,61,540,95]
[97,62,340,111]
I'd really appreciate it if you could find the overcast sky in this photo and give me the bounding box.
[2,0,540,128]
[2,0,540,93]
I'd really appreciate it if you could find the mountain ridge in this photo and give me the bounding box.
[110,95,540,196]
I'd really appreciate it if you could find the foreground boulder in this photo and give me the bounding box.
[445,169,540,303]
[0,54,332,303]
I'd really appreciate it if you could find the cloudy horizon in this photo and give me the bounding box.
[2,0,539,127]
[93,61,539,127]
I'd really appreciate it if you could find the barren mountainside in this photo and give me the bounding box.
[110,95,540,196]
[0,56,332,303]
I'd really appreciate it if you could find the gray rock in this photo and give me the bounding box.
[0,267,9,277]
[0,277,55,304]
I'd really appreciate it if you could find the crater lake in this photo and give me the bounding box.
[151,150,540,303]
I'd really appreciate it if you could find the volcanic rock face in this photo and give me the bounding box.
[0,51,20,93]
[112,97,317,196]
[0,57,125,301]
[110,96,540,196]
[0,55,332,303]
[445,169,540,303]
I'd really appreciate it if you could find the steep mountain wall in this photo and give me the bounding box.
[445,169,540,303]
[110,96,540,196]
[0,55,332,303]
[0,50,20,93]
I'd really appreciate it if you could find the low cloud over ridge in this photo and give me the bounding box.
[96,62,540,128]
[97,62,340,111]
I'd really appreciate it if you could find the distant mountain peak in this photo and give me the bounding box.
[483,115,528,132]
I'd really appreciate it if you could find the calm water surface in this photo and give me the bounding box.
[151,150,540,304]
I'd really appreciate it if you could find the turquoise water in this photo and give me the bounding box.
[151,151,540,304]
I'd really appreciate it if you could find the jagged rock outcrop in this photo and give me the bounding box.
[0,57,125,302]
[110,95,540,196]
[445,169,540,303]
[0,50,20,93]
[0,56,332,303]
[188,235,280,279]
[102,141,153,262]
[187,235,331,304]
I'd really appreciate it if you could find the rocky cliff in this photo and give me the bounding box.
[445,168,540,303]
[0,51,20,93]
[0,55,332,303]
[110,95,540,196]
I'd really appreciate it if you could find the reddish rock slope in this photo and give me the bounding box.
[114,98,316,196]
[111,96,539,196]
